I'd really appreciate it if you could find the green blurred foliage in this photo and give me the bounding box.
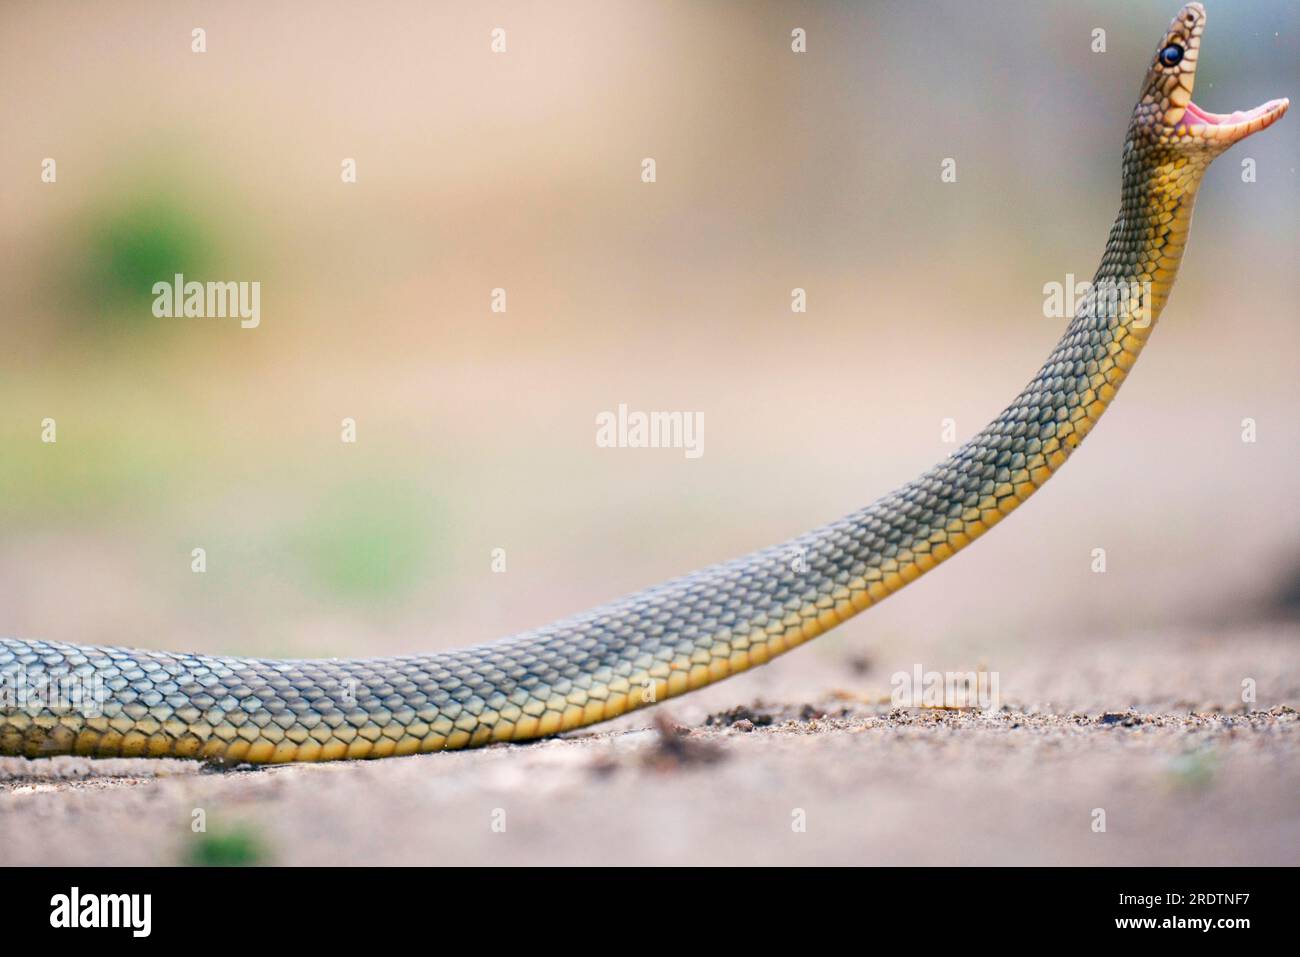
[69,187,217,337]
[186,824,268,867]
[0,399,203,526]
[283,479,444,607]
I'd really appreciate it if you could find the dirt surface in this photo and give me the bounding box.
[2,624,1296,866]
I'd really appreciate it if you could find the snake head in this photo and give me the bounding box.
[1133,2,1288,153]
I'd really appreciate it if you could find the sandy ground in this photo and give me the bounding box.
[1,622,1296,866]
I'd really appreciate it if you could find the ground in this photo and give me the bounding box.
[2,623,1296,866]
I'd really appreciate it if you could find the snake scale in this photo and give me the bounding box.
[0,4,1287,763]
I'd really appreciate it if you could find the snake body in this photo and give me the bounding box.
[0,4,1287,762]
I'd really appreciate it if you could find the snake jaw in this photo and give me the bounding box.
[1176,97,1291,146]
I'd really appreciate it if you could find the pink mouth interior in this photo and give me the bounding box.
[1176,98,1285,129]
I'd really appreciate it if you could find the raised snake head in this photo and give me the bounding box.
[1131,2,1288,157]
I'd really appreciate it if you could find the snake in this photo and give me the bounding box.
[0,3,1288,763]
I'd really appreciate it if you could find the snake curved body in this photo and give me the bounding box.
[0,4,1287,763]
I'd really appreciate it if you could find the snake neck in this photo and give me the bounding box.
[1094,132,1211,332]
[798,140,1214,619]
[1031,138,1211,455]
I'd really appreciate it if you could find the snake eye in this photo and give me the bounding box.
[1159,43,1184,67]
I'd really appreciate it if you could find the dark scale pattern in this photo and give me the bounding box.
[0,3,1284,761]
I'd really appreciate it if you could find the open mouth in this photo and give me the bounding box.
[1176,97,1290,137]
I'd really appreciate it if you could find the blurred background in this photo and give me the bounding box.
[0,0,1296,709]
